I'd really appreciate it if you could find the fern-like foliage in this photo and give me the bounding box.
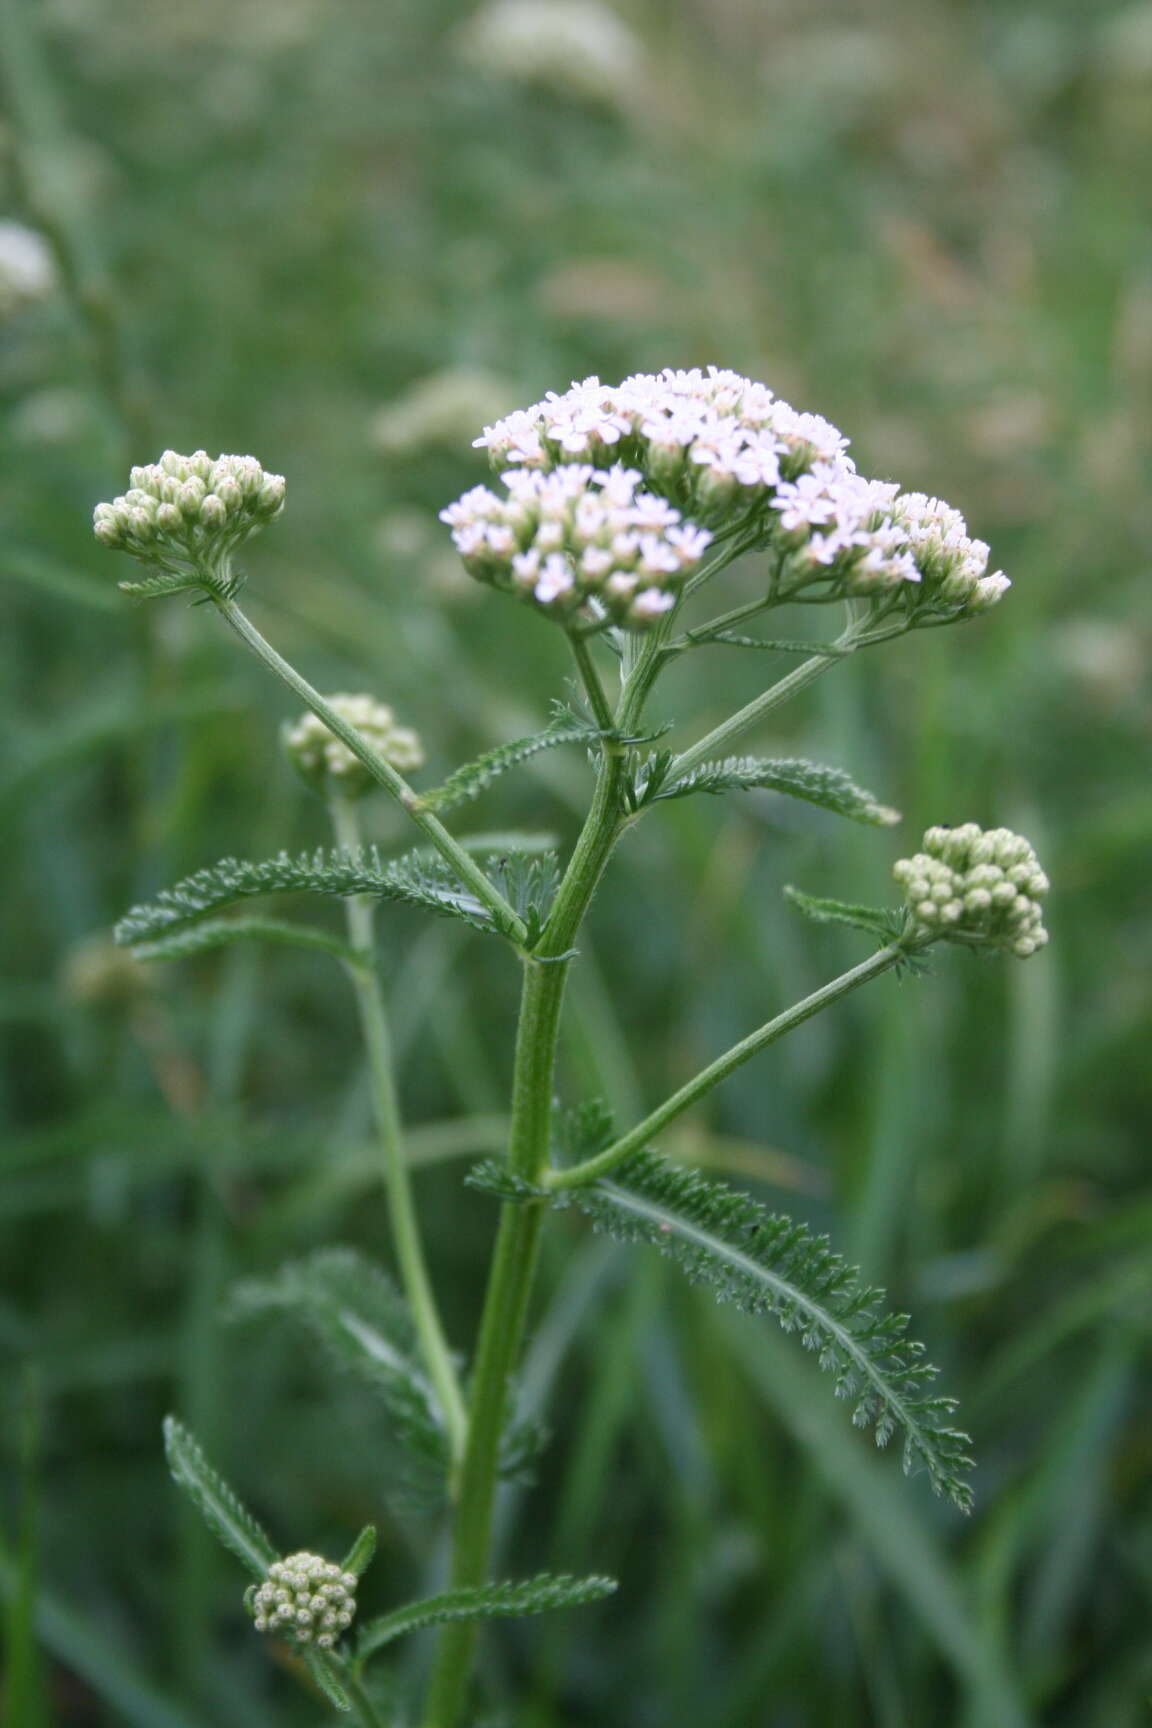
[354,1574,617,1671]
[549,1152,974,1510]
[631,754,900,826]
[115,843,558,949]
[163,1415,276,1577]
[783,886,906,942]
[419,713,599,813]
[130,915,357,965]
[302,1648,352,1713]
[483,850,562,949]
[227,1249,451,1495]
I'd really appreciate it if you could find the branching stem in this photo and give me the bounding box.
[211,595,528,944]
[545,943,907,1192]
[329,795,468,1465]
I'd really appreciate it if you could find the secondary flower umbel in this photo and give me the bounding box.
[284,694,424,798]
[93,451,285,596]
[894,824,1050,958]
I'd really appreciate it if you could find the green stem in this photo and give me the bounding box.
[566,631,615,735]
[546,943,906,1191]
[329,794,468,1464]
[668,632,857,781]
[211,595,527,945]
[420,638,661,1728]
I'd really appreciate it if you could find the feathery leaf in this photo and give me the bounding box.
[129,915,357,965]
[162,1416,276,1578]
[114,843,558,948]
[419,716,599,813]
[302,1648,352,1713]
[549,1152,974,1510]
[784,886,906,943]
[643,755,900,825]
[227,1250,451,1490]
[355,1574,617,1669]
[340,1525,377,1579]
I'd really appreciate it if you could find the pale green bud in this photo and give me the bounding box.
[248,1551,357,1649]
[895,822,1049,958]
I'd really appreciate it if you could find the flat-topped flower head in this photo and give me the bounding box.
[894,823,1050,958]
[248,1552,357,1651]
[462,368,1010,625]
[93,451,285,598]
[440,461,712,629]
[284,695,424,798]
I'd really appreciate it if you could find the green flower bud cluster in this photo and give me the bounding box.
[93,451,285,587]
[283,694,424,798]
[248,1552,357,1649]
[894,824,1050,958]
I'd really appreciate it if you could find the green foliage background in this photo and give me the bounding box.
[2,0,1150,1722]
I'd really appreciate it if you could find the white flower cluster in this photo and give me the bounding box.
[466,368,1009,617]
[284,694,424,798]
[93,451,285,574]
[249,1552,357,1649]
[440,463,712,628]
[894,824,1050,958]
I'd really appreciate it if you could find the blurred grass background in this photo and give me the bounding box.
[1,0,1150,1723]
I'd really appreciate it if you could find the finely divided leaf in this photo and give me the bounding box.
[227,1250,451,1488]
[302,1648,352,1713]
[115,843,554,948]
[162,1416,276,1577]
[649,756,899,826]
[130,915,356,965]
[549,1152,973,1510]
[784,886,904,942]
[419,717,598,813]
[341,1525,377,1579]
[355,1574,617,1669]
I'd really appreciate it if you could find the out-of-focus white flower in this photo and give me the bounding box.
[464,368,1010,619]
[372,367,519,457]
[284,695,424,798]
[0,221,55,318]
[456,0,646,107]
[440,462,710,629]
[894,823,1050,958]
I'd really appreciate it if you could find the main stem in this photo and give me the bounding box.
[329,794,467,1464]
[420,642,656,1728]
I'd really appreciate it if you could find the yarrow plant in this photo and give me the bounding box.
[96,366,1049,1728]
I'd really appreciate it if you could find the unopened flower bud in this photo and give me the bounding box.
[248,1552,358,1649]
[894,823,1049,958]
[93,449,286,596]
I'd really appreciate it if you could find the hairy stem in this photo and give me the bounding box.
[420,638,660,1728]
[211,595,527,943]
[329,794,468,1464]
[546,943,907,1191]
